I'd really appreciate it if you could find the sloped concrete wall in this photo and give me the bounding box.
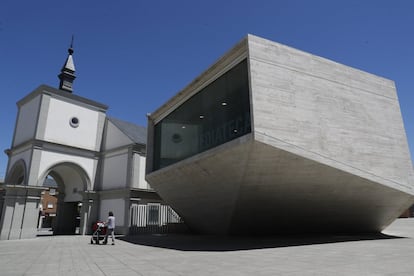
[248,34,414,194]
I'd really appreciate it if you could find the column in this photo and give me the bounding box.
[0,184,45,240]
[80,191,99,235]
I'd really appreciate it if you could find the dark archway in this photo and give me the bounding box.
[39,162,91,235]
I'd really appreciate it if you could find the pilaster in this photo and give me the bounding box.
[0,184,46,240]
[80,190,99,235]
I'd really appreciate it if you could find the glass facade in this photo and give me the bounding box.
[152,59,251,171]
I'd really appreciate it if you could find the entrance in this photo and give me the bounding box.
[54,201,81,235]
[38,163,91,236]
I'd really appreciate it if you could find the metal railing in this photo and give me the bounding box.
[129,203,187,234]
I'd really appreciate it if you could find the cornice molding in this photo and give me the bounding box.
[9,139,100,159]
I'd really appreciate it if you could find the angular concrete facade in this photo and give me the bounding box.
[146,34,414,235]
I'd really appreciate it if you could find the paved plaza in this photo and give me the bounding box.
[1,218,414,275]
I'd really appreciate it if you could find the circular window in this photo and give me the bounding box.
[70,117,80,128]
[171,133,182,143]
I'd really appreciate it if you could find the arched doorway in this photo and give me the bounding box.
[39,162,91,235]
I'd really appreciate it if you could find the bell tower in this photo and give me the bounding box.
[0,39,107,240]
[58,36,76,93]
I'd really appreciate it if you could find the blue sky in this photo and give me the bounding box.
[0,0,413,179]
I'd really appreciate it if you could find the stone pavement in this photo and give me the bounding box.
[1,218,414,276]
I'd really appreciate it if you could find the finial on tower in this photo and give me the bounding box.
[58,36,76,93]
[69,34,74,54]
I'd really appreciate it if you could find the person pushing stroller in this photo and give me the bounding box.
[103,211,115,245]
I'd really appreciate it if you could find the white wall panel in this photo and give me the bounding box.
[104,121,132,150]
[43,98,102,151]
[13,95,40,146]
[99,198,125,225]
[101,153,128,189]
[36,151,97,189]
[8,149,31,172]
[132,154,149,189]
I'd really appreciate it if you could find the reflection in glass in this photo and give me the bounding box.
[153,59,251,171]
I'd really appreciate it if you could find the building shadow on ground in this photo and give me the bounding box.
[118,232,405,252]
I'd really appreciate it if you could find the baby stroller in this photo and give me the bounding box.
[90,221,107,244]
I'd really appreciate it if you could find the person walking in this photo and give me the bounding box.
[104,211,115,245]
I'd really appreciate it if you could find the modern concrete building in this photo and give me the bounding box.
[146,34,414,235]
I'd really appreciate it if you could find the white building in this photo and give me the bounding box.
[0,45,175,240]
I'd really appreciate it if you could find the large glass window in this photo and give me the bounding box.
[152,59,251,171]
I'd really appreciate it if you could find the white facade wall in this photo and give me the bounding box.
[104,121,133,150]
[5,197,26,239]
[41,97,104,151]
[57,168,85,202]
[35,151,97,189]
[7,148,32,175]
[101,151,128,189]
[131,153,150,189]
[13,95,41,146]
[247,35,414,193]
[99,198,125,226]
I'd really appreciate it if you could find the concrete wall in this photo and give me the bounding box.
[248,34,414,194]
[145,34,414,235]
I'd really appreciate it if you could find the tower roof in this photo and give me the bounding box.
[58,37,76,93]
[108,117,147,145]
